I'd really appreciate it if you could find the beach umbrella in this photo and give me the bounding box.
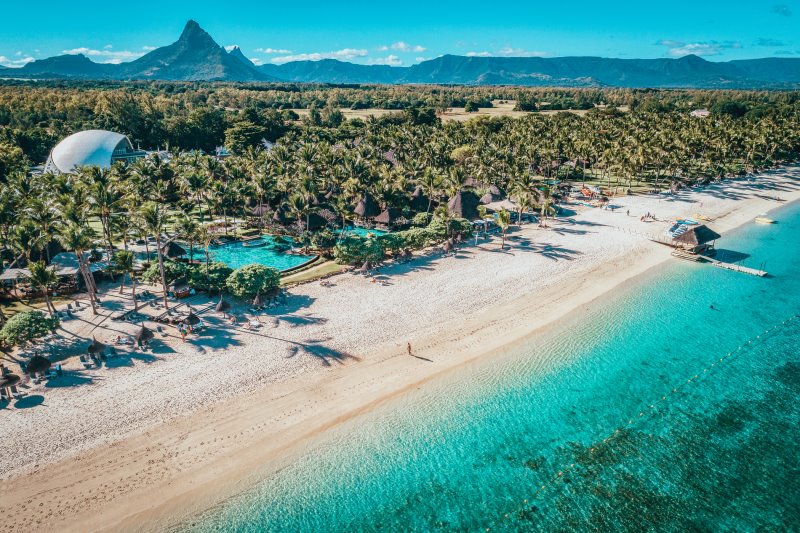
[443,240,453,253]
[27,355,51,376]
[183,312,200,326]
[215,296,230,313]
[359,261,372,272]
[135,325,154,344]
[252,293,263,308]
[87,336,106,355]
[0,373,20,388]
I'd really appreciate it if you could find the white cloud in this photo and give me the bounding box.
[249,57,264,65]
[496,46,546,57]
[381,42,426,53]
[415,56,429,62]
[468,47,546,58]
[656,39,741,57]
[271,48,368,64]
[256,47,293,54]
[62,46,146,64]
[368,54,402,66]
[0,55,35,67]
[142,45,156,51]
[103,44,113,50]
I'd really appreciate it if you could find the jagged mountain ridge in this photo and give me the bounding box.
[3,21,800,87]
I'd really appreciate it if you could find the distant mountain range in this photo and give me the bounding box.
[2,20,799,88]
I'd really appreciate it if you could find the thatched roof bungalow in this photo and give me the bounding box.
[672,225,721,254]
[354,193,380,219]
[447,191,481,221]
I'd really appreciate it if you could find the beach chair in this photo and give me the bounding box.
[248,319,261,330]
[10,386,21,399]
[80,355,93,369]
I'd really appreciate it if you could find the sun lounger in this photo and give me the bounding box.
[80,355,93,369]
[0,389,8,402]
[248,320,261,329]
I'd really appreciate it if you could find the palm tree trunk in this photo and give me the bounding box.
[156,248,169,310]
[43,293,55,318]
[131,272,138,311]
[119,271,126,294]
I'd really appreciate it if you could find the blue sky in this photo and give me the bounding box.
[1,1,798,67]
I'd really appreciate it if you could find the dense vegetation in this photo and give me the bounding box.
[1,82,798,312]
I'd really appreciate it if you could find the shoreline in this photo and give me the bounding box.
[1,168,798,532]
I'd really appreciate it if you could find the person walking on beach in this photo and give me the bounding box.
[407,342,412,356]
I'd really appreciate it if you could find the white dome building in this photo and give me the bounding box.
[44,130,146,174]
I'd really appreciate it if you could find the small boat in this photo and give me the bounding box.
[755,215,775,224]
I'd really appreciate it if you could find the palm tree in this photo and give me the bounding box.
[113,250,138,311]
[27,261,58,317]
[139,202,171,309]
[196,224,215,283]
[58,223,98,314]
[174,212,199,262]
[497,209,511,250]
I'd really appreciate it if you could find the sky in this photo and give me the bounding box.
[1,1,798,68]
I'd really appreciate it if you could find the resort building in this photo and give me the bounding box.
[44,130,146,174]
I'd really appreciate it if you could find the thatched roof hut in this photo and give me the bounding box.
[374,207,402,226]
[183,312,200,326]
[87,336,107,355]
[302,212,328,231]
[410,186,430,212]
[447,191,481,220]
[272,205,289,224]
[135,326,154,344]
[354,193,380,219]
[27,355,51,375]
[1,373,20,388]
[215,296,231,313]
[160,241,187,259]
[250,204,270,217]
[673,225,721,253]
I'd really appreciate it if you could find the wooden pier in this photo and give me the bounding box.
[671,250,768,276]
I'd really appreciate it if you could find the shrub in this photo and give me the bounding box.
[333,235,384,265]
[226,264,281,299]
[188,262,232,292]
[411,212,432,227]
[0,311,59,347]
[141,260,190,285]
[311,229,339,255]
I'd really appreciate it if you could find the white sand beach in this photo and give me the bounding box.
[1,167,799,532]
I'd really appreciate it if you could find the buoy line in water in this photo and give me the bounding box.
[487,313,800,531]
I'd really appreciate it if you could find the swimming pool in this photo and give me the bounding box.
[339,226,388,238]
[187,236,316,272]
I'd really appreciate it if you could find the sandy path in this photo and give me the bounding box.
[0,167,798,532]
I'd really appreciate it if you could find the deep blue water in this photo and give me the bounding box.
[191,201,800,532]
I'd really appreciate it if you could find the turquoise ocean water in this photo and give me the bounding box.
[191,201,800,532]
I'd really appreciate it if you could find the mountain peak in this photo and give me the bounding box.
[178,19,216,47]
[228,46,256,68]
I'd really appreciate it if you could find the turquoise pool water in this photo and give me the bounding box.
[188,236,315,272]
[191,200,800,531]
[339,226,387,238]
